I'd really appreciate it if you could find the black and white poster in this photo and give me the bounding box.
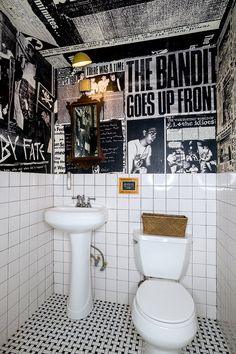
[38,83,54,112]
[0,11,16,131]
[86,72,125,122]
[218,22,232,82]
[99,92,124,121]
[166,114,217,173]
[217,129,232,172]
[57,66,125,124]
[0,11,53,172]
[216,1,236,172]
[57,46,218,174]
[125,47,216,119]
[54,123,65,174]
[85,60,125,78]
[85,61,125,95]
[127,118,164,174]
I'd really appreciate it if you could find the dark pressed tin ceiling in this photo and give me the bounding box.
[0,0,232,67]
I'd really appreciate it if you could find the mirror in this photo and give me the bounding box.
[67,96,102,167]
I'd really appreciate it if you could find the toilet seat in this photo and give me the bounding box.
[136,279,195,324]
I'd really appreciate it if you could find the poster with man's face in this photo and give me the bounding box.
[127,118,164,174]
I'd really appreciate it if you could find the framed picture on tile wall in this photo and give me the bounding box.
[119,177,139,194]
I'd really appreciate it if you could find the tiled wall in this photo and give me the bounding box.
[0,172,54,347]
[0,171,220,348]
[217,172,236,354]
[53,173,217,319]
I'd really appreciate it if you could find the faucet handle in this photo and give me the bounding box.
[72,195,81,201]
[80,195,86,207]
[72,195,82,207]
[86,197,96,208]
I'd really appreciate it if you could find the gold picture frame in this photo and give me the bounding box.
[118,177,139,194]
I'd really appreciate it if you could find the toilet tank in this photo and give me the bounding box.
[133,229,191,280]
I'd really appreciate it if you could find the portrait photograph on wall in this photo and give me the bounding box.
[127,118,164,174]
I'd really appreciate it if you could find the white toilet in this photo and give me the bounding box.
[132,230,198,354]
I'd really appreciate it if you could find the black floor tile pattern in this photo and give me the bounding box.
[183,317,230,354]
[0,294,230,354]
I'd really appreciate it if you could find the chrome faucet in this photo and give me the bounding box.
[72,195,96,207]
[86,197,96,208]
[72,195,83,207]
[80,195,86,207]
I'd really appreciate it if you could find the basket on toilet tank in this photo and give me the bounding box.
[142,213,188,237]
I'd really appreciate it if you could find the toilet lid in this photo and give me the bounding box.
[136,279,195,324]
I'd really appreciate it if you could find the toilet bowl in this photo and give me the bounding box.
[131,230,198,354]
[132,279,198,354]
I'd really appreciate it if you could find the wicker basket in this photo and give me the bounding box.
[142,213,188,237]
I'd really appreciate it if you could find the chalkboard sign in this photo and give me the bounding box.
[99,119,124,173]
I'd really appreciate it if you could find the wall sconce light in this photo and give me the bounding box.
[79,79,91,93]
[72,52,92,68]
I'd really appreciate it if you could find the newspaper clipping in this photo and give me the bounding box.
[216,2,236,172]
[125,47,216,119]
[166,114,217,173]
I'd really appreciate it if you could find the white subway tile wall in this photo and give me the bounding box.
[53,173,217,319]
[0,172,54,347]
[217,172,236,354]
[0,171,220,347]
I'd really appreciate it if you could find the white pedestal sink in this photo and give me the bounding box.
[44,204,107,320]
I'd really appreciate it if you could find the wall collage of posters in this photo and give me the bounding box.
[1,3,235,175]
[216,2,236,172]
[0,11,54,173]
[55,44,218,174]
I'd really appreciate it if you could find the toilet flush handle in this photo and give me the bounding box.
[133,239,138,244]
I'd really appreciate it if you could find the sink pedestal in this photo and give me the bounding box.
[44,204,107,321]
[67,232,93,320]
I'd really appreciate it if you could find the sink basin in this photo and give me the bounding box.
[44,204,107,233]
[44,203,108,320]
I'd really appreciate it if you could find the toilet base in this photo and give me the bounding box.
[143,341,180,354]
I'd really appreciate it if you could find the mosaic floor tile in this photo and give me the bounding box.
[0,294,230,354]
